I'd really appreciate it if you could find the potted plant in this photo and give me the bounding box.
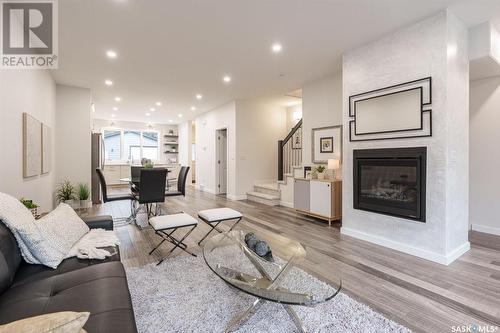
[144,162,154,169]
[55,180,76,206]
[316,165,326,180]
[20,198,38,217]
[77,183,91,209]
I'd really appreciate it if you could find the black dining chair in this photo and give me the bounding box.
[165,166,190,197]
[130,165,142,193]
[96,168,135,225]
[133,168,167,219]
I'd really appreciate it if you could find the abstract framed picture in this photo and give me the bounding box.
[312,125,342,164]
[320,137,333,153]
[23,113,42,178]
[292,127,302,149]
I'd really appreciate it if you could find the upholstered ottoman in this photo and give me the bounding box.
[148,213,198,265]
[197,208,243,244]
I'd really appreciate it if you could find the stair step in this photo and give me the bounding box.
[246,191,280,206]
[254,183,280,196]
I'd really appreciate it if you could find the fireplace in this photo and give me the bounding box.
[353,147,426,222]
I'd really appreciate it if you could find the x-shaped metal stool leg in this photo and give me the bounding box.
[198,216,242,245]
[149,225,198,266]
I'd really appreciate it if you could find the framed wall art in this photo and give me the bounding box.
[312,125,342,164]
[23,113,42,178]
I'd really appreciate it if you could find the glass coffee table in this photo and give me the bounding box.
[202,230,342,333]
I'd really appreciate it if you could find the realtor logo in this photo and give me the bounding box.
[1,0,58,68]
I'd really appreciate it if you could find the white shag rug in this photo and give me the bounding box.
[125,254,411,333]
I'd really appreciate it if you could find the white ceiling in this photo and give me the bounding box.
[51,0,500,124]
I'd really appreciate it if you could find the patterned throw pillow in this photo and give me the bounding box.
[0,192,40,264]
[0,311,89,333]
[37,203,90,255]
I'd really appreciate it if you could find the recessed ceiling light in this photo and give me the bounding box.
[223,75,231,83]
[196,94,202,100]
[106,50,117,59]
[155,102,162,106]
[114,97,121,102]
[145,112,151,116]
[104,79,113,86]
[150,107,155,112]
[111,114,116,118]
[190,106,196,111]
[112,106,118,111]
[169,119,173,123]
[271,43,282,53]
[178,114,183,118]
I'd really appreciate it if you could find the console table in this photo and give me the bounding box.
[294,178,342,226]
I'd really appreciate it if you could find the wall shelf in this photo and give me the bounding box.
[164,151,178,154]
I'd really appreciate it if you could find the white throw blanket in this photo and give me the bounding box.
[66,228,121,260]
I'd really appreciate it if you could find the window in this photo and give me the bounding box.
[103,129,121,161]
[142,131,159,160]
[102,128,160,162]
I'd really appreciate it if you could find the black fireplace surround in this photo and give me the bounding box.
[353,147,426,222]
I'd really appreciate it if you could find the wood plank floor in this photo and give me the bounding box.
[83,186,500,333]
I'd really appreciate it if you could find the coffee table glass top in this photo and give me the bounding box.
[202,230,341,306]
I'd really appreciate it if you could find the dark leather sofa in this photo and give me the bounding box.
[0,215,137,333]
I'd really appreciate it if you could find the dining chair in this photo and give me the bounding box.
[96,168,135,225]
[165,166,190,197]
[130,165,142,193]
[133,168,167,219]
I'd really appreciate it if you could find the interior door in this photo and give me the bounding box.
[216,129,227,194]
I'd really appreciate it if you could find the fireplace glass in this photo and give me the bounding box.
[353,148,426,222]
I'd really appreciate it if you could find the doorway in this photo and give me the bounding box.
[215,128,227,195]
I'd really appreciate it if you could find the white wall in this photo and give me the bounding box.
[195,102,237,197]
[55,85,92,188]
[470,76,500,236]
[92,119,178,164]
[285,104,302,132]
[235,97,287,197]
[0,70,56,211]
[341,11,470,265]
[178,121,193,184]
[302,74,343,166]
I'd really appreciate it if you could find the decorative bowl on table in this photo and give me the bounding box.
[244,232,274,262]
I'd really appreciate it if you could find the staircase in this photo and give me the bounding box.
[246,120,302,206]
[246,183,281,206]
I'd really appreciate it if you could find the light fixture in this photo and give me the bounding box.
[145,112,151,116]
[169,119,173,123]
[196,94,202,100]
[104,79,113,86]
[178,114,183,118]
[106,50,117,58]
[327,159,340,180]
[223,75,231,83]
[111,114,116,118]
[271,43,282,53]
[190,106,196,111]
[112,106,118,111]
[114,97,121,102]
[150,107,155,112]
[155,101,162,106]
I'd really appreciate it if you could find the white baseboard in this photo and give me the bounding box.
[471,224,500,236]
[195,185,215,194]
[340,227,470,265]
[227,194,247,201]
[279,201,294,208]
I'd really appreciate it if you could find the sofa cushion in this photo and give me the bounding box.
[0,262,137,333]
[0,311,89,333]
[12,246,120,288]
[0,193,39,264]
[36,203,90,256]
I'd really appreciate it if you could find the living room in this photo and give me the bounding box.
[1,1,500,333]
